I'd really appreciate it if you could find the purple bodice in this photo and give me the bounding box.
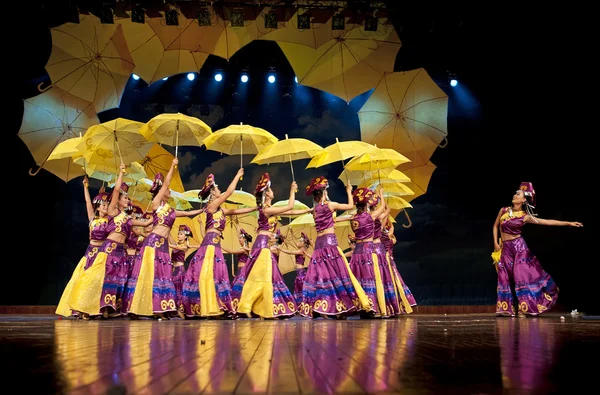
[296,254,305,266]
[238,253,249,266]
[257,207,278,232]
[89,217,109,241]
[373,218,383,239]
[153,202,176,228]
[171,245,186,263]
[312,204,334,232]
[205,208,226,232]
[500,207,526,235]
[106,211,132,237]
[351,212,374,240]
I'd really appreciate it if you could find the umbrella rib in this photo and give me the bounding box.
[296,40,339,84]
[342,40,384,76]
[400,96,448,115]
[397,69,423,113]
[401,115,448,138]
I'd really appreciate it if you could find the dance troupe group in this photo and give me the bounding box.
[55,157,583,320]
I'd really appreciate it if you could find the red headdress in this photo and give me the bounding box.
[368,193,380,207]
[519,182,536,206]
[92,192,110,205]
[352,187,373,205]
[198,174,215,200]
[255,173,271,194]
[130,205,144,219]
[149,173,164,194]
[119,183,129,195]
[179,224,193,238]
[300,231,311,246]
[305,176,329,196]
[239,228,253,243]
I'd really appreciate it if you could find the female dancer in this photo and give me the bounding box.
[277,232,312,306]
[344,187,390,318]
[381,215,416,314]
[182,170,258,319]
[56,177,110,317]
[124,158,204,319]
[493,182,583,316]
[232,174,310,319]
[228,229,253,284]
[370,194,402,316]
[68,166,153,318]
[169,224,198,316]
[300,177,371,319]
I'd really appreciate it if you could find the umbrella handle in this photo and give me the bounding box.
[37,81,52,93]
[439,136,448,148]
[240,134,243,181]
[29,165,43,176]
[288,154,298,192]
[401,210,412,228]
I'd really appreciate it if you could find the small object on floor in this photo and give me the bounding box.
[200,340,205,345]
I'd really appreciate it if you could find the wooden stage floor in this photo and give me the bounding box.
[1,314,598,394]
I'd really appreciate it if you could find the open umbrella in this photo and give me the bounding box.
[140,112,212,158]
[138,144,185,193]
[358,68,448,167]
[40,15,135,113]
[278,22,401,102]
[77,118,153,168]
[18,87,97,181]
[271,199,310,219]
[203,123,278,174]
[251,134,323,186]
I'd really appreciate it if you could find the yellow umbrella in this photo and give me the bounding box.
[40,15,135,113]
[383,194,413,210]
[339,167,402,186]
[139,144,185,193]
[18,87,97,181]
[225,190,257,208]
[364,181,414,197]
[129,178,193,210]
[77,118,153,168]
[358,68,449,167]
[116,18,165,84]
[170,217,202,259]
[140,113,212,158]
[251,134,323,184]
[48,136,82,161]
[271,199,310,219]
[203,123,278,171]
[400,161,438,203]
[344,147,411,172]
[86,161,147,184]
[276,224,313,275]
[278,22,401,102]
[306,139,375,169]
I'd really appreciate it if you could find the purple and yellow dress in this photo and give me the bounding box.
[232,251,249,287]
[124,203,178,316]
[125,230,138,279]
[373,219,401,317]
[182,208,234,317]
[496,207,559,316]
[67,211,132,315]
[293,255,306,306]
[171,243,186,312]
[55,216,109,317]
[232,207,297,318]
[300,205,371,317]
[347,211,385,316]
[381,227,416,312]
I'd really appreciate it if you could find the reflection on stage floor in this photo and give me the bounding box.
[1,314,598,394]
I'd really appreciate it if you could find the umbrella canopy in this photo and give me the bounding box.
[278,22,401,102]
[18,87,97,181]
[42,15,135,112]
[271,199,310,219]
[344,147,411,172]
[141,112,212,148]
[77,118,153,168]
[358,68,448,167]
[306,139,375,169]
[138,144,185,193]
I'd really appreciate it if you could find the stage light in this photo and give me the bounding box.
[241,74,249,83]
[332,14,344,30]
[132,74,140,80]
[268,75,276,83]
[215,73,223,82]
[265,13,277,29]
[298,13,310,29]
[165,9,178,26]
[100,5,114,24]
[231,11,244,27]
[197,7,211,26]
[162,77,168,81]
[294,76,298,83]
[131,6,145,23]
[448,72,458,87]
[187,73,195,81]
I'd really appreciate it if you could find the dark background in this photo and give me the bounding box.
[7,1,595,313]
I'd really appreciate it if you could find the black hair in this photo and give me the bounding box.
[241,232,253,244]
[312,189,324,203]
[255,191,264,208]
[356,202,367,214]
